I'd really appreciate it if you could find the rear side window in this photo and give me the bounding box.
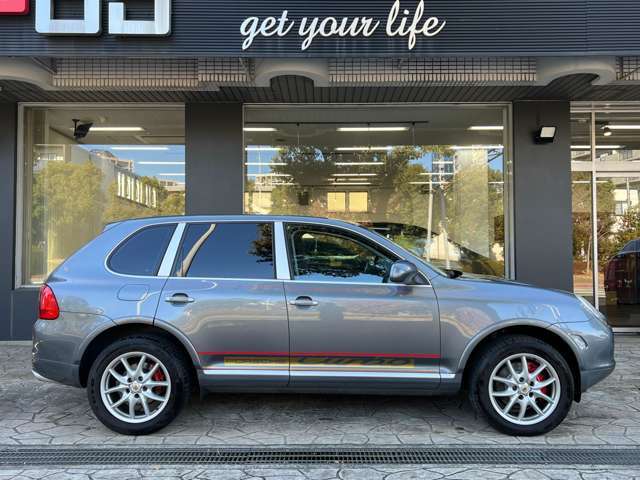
[108,224,176,276]
[173,222,274,279]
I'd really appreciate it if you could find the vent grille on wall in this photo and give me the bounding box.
[52,58,254,90]
[617,57,640,82]
[328,57,538,86]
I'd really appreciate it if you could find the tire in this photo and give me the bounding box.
[87,335,192,435]
[468,334,574,436]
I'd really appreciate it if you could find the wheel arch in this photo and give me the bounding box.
[78,321,200,389]
[459,323,582,401]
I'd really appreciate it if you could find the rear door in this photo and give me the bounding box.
[155,221,289,388]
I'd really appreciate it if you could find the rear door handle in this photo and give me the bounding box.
[289,296,319,307]
[165,293,195,304]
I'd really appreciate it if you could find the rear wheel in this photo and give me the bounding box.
[87,335,191,435]
[468,335,574,436]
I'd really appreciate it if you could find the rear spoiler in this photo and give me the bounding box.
[102,221,123,232]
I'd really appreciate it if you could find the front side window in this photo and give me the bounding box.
[108,224,176,276]
[20,105,186,285]
[173,223,274,279]
[286,224,395,283]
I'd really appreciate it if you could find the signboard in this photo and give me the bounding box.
[0,0,29,15]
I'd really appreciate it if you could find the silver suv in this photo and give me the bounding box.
[32,215,615,436]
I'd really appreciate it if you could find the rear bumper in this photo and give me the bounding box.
[32,356,82,387]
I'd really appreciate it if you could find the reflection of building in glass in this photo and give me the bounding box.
[87,149,159,209]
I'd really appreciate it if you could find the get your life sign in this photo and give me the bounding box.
[240,0,446,51]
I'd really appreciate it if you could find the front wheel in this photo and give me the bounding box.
[87,335,192,435]
[468,335,574,436]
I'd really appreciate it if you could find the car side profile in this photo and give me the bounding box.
[32,215,615,436]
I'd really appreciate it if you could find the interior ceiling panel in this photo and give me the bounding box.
[4,74,640,104]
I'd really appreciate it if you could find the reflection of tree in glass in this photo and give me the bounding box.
[31,160,105,278]
[249,224,274,265]
[257,144,505,275]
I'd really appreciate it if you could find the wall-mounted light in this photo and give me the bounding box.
[534,126,557,144]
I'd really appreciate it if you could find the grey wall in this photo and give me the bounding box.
[513,100,573,291]
[185,103,244,215]
[0,103,16,340]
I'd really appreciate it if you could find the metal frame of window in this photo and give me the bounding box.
[571,101,640,331]
[15,102,185,289]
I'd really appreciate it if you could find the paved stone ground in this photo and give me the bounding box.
[1,465,640,479]
[1,335,639,447]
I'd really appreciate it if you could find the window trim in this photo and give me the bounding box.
[170,221,277,281]
[105,222,178,278]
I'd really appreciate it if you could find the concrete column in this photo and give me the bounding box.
[0,103,16,340]
[513,100,573,291]
[185,103,244,215]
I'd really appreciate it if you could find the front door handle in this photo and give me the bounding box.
[289,296,319,307]
[165,293,195,304]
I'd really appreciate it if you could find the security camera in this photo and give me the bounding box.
[72,119,93,140]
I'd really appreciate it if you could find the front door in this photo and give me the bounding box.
[282,223,441,391]
[155,221,289,388]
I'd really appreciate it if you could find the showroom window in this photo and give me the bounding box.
[244,105,511,277]
[19,105,185,286]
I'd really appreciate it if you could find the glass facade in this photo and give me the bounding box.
[571,105,640,327]
[244,105,510,276]
[20,106,185,286]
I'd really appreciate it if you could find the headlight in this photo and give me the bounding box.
[574,294,609,327]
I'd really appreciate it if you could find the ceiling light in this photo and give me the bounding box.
[335,146,392,152]
[247,173,291,177]
[605,125,640,130]
[571,145,623,150]
[335,162,384,166]
[243,127,277,132]
[89,126,144,132]
[337,127,408,132]
[451,145,504,150]
[111,146,169,151]
[468,126,504,131]
[329,182,372,185]
[245,146,282,152]
[245,162,287,166]
[603,126,613,137]
[138,161,185,165]
[331,173,377,177]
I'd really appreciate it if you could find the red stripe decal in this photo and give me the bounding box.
[198,351,289,357]
[198,351,439,359]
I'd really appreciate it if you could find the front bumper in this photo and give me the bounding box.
[581,362,616,392]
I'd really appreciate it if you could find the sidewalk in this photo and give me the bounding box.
[1,335,638,447]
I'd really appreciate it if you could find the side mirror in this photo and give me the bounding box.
[389,260,419,285]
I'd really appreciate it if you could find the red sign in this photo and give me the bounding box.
[0,0,29,14]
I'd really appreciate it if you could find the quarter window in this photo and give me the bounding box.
[108,224,176,276]
[174,223,274,279]
[285,224,395,283]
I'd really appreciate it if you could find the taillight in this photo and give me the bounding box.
[39,284,60,320]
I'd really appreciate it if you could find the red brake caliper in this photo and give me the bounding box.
[527,361,549,396]
[152,365,166,395]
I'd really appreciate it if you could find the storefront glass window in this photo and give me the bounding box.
[244,105,510,277]
[20,106,185,286]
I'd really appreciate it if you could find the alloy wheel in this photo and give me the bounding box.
[100,351,172,424]
[488,352,561,426]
